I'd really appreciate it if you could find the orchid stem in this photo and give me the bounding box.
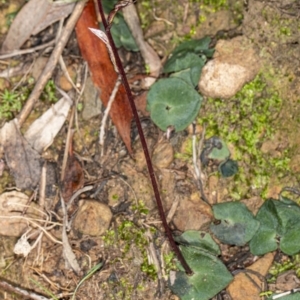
[96,0,193,275]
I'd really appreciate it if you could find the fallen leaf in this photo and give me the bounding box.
[0,119,42,190]
[1,0,75,53]
[61,139,84,203]
[0,191,40,236]
[75,0,133,153]
[134,91,149,116]
[24,96,72,153]
[31,2,76,35]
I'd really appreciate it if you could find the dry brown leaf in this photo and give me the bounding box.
[75,0,133,153]
[61,141,84,203]
[0,119,42,190]
[1,0,75,53]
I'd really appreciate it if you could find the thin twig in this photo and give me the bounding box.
[0,279,50,300]
[17,0,87,127]
[192,123,209,204]
[60,196,81,275]
[96,0,193,275]
[99,75,121,156]
[59,55,81,93]
[0,40,55,60]
[0,215,62,244]
[39,162,47,209]
[74,62,88,153]
[60,103,75,182]
[66,185,94,211]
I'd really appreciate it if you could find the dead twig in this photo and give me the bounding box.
[17,0,87,127]
[0,40,56,60]
[0,279,50,300]
[192,122,209,204]
[60,94,75,182]
[59,55,81,93]
[99,75,122,156]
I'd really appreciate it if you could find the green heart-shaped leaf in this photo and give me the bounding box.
[219,159,238,177]
[169,246,232,300]
[211,202,260,246]
[164,52,205,74]
[174,230,220,255]
[249,227,277,255]
[250,198,300,256]
[146,78,202,131]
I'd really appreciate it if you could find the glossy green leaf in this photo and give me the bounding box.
[250,198,300,256]
[249,228,277,255]
[102,0,138,51]
[146,78,202,131]
[280,225,300,255]
[110,14,139,51]
[170,36,212,58]
[208,138,230,161]
[211,202,260,246]
[273,197,300,236]
[163,36,213,76]
[164,52,206,74]
[219,159,238,177]
[174,230,220,255]
[170,63,206,88]
[169,246,232,300]
[102,0,117,12]
[170,69,194,86]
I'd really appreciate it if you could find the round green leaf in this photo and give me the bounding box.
[169,247,232,300]
[174,230,220,255]
[249,228,277,255]
[280,225,300,255]
[211,202,260,246]
[146,78,202,131]
[219,159,238,177]
[164,52,205,74]
[208,138,230,161]
[170,68,194,87]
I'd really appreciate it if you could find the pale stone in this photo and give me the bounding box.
[73,200,112,236]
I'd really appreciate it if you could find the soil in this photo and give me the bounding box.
[0,0,300,299]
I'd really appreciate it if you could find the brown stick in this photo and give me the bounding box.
[17,0,87,127]
[0,279,49,300]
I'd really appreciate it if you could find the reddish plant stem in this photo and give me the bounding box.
[96,0,193,275]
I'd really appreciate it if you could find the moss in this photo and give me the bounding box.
[189,0,228,12]
[41,79,58,103]
[103,201,158,282]
[0,77,34,121]
[268,255,300,282]
[198,74,290,200]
